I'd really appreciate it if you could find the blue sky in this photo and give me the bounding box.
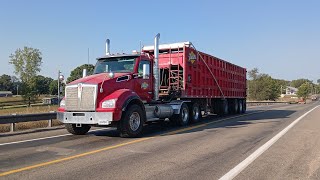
[0,0,319,82]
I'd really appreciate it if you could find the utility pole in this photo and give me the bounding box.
[87,48,90,64]
[58,70,61,102]
[58,70,64,103]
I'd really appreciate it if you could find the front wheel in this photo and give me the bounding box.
[118,104,145,138]
[65,124,91,135]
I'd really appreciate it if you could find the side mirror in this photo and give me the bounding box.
[142,64,150,79]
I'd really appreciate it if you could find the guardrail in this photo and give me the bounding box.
[247,101,290,106]
[0,112,57,132]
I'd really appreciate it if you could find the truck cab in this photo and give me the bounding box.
[57,53,155,136]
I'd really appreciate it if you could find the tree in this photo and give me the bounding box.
[0,74,13,91]
[317,79,320,84]
[9,46,42,101]
[34,75,53,95]
[290,79,312,88]
[67,64,94,83]
[9,47,42,82]
[247,68,281,101]
[49,80,65,95]
[248,68,259,80]
[49,80,58,95]
[297,82,310,100]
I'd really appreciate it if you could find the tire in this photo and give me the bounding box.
[65,124,91,135]
[118,104,145,138]
[221,99,229,115]
[238,99,243,114]
[231,99,239,114]
[242,100,247,113]
[190,103,201,123]
[172,103,189,126]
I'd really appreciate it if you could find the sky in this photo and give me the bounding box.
[0,0,319,82]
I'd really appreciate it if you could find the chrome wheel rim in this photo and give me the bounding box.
[129,112,141,131]
[193,106,200,120]
[182,107,189,123]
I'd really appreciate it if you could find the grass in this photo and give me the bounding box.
[0,96,23,102]
[0,105,62,133]
[0,105,58,115]
[0,120,63,133]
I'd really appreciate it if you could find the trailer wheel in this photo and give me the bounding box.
[242,100,247,113]
[118,104,145,138]
[65,124,91,135]
[232,99,239,114]
[238,99,243,114]
[190,103,201,123]
[221,100,229,115]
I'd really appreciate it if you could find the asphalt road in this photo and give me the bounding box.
[0,102,319,180]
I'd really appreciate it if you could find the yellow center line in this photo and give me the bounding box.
[0,110,266,177]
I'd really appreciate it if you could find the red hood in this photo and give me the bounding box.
[68,73,130,85]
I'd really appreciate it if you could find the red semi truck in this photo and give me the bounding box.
[57,34,247,137]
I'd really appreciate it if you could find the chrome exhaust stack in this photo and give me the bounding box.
[105,39,110,55]
[153,33,160,101]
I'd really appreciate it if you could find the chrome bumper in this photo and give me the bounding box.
[57,112,113,125]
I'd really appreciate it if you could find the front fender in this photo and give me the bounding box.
[96,89,143,121]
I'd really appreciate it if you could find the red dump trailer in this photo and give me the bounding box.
[58,34,247,137]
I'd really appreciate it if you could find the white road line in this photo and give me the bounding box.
[0,128,110,146]
[219,105,320,180]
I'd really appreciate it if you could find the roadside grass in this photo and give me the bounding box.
[0,105,58,115]
[0,96,23,102]
[0,105,62,133]
[0,120,62,133]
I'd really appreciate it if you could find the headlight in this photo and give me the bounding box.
[60,99,66,107]
[102,99,117,108]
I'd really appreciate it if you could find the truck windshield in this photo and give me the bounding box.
[94,57,136,74]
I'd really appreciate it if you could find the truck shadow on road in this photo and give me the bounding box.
[94,109,297,138]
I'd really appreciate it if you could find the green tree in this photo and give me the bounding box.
[49,80,58,95]
[317,79,320,84]
[9,46,42,101]
[67,64,94,83]
[248,68,259,80]
[34,75,53,95]
[290,79,312,88]
[297,82,310,100]
[247,68,281,101]
[0,74,13,91]
[247,68,259,100]
[49,80,65,95]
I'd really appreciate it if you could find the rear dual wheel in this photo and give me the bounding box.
[190,103,201,123]
[170,103,191,126]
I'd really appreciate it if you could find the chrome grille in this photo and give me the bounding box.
[65,84,97,111]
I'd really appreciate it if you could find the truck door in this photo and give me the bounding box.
[135,60,153,102]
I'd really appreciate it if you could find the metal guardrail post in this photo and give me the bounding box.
[48,119,53,127]
[10,123,15,132]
